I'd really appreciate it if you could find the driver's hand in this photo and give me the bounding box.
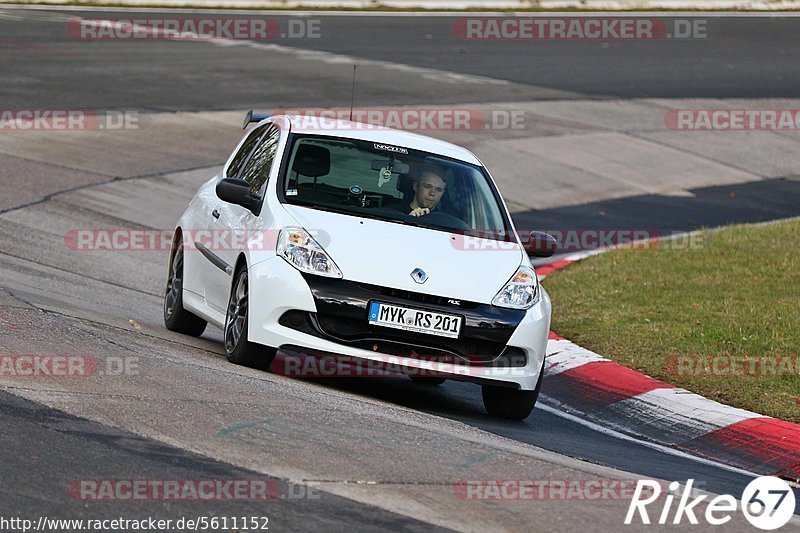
[409,207,430,217]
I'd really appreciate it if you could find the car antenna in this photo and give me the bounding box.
[349,64,357,121]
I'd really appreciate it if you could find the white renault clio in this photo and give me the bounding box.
[164,112,554,419]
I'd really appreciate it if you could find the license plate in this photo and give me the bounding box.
[367,301,461,339]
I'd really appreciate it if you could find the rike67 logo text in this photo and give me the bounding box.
[626,477,796,530]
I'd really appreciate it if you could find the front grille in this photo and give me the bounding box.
[279,310,526,367]
[316,313,502,358]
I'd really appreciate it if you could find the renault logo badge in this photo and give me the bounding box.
[410,268,428,284]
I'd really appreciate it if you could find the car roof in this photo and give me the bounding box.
[269,115,483,166]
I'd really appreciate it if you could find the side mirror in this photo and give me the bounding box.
[526,231,557,258]
[216,178,253,209]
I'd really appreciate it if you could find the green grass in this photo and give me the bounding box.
[543,219,800,423]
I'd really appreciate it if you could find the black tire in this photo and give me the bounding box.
[410,376,446,386]
[481,358,545,420]
[224,265,276,370]
[164,241,207,337]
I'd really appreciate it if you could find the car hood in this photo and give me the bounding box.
[283,205,524,304]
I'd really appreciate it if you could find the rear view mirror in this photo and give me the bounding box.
[370,160,410,174]
[526,231,557,258]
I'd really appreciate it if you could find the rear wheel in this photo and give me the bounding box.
[482,357,545,420]
[224,265,276,370]
[164,241,207,337]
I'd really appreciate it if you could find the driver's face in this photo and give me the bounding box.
[413,173,446,209]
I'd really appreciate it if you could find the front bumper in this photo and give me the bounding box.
[247,257,551,389]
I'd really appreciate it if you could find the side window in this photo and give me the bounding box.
[239,125,280,194]
[226,124,268,178]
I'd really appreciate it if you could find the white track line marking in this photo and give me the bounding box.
[632,387,761,427]
[545,339,608,375]
[536,401,761,478]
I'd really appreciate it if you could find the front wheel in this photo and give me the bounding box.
[482,357,545,420]
[481,386,538,420]
[224,265,276,370]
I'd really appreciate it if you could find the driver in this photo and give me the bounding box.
[407,165,446,217]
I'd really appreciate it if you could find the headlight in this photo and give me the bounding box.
[277,227,342,278]
[491,265,539,309]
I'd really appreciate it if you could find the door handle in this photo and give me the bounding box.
[212,209,220,219]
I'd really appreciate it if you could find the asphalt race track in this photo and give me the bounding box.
[1,7,799,532]
[3,11,800,110]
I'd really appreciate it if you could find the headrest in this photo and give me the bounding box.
[292,144,330,177]
[396,174,414,200]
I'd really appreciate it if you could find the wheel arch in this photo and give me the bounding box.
[167,227,183,278]
[230,252,252,343]
[234,252,248,275]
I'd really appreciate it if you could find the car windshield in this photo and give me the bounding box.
[281,135,512,237]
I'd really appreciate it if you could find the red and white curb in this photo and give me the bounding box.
[538,251,800,482]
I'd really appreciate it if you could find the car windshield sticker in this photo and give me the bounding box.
[286,189,298,196]
[373,143,408,154]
